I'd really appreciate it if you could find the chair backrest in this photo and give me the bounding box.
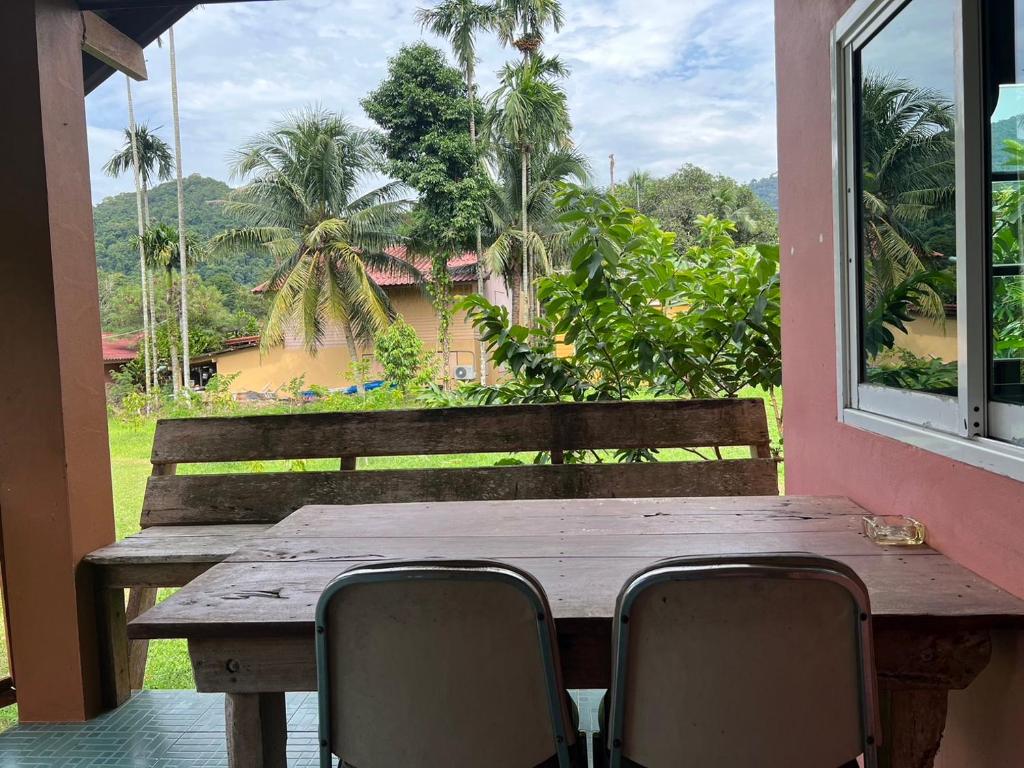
[315,560,575,768]
[607,553,879,768]
[141,399,777,527]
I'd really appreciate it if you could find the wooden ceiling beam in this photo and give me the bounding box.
[81,11,147,81]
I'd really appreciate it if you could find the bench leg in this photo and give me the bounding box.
[126,587,158,690]
[95,586,130,709]
[226,692,287,768]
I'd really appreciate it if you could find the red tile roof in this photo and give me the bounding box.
[252,247,478,293]
[102,333,141,363]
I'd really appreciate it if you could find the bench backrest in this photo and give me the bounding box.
[142,399,777,527]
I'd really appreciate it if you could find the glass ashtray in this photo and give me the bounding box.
[862,515,926,546]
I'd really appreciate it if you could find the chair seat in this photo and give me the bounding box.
[85,524,272,587]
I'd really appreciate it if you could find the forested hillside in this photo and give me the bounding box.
[748,172,779,211]
[93,174,274,287]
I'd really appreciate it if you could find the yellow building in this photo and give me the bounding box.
[195,252,509,396]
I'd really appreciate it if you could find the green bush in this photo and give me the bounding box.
[461,186,781,404]
[375,318,427,393]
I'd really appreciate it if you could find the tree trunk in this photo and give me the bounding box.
[166,271,181,395]
[468,63,487,385]
[521,147,531,327]
[509,255,523,327]
[169,26,191,394]
[147,270,159,390]
[125,76,151,396]
[342,319,365,395]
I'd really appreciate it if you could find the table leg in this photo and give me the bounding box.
[225,692,287,768]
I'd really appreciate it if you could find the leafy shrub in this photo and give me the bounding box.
[461,187,781,404]
[375,318,427,393]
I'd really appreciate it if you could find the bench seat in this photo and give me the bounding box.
[86,524,273,588]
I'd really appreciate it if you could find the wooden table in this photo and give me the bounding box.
[130,496,1024,768]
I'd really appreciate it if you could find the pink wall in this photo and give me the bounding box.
[774,0,1024,599]
[774,0,1024,763]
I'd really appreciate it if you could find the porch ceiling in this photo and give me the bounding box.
[78,0,274,94]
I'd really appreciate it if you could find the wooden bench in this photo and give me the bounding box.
[86,398,777,707]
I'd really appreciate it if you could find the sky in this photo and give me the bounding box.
[84,0,779,204]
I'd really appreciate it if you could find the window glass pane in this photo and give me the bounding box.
[855,0,959,396]
[988,0,1024,406]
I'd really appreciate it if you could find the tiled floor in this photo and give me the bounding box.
[0,689,605,767]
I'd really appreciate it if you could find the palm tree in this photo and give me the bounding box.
[627,170,653,210]
[104,122,173,390]
[116,76,153,396]
[859,74,956,321]
[168,25,192,393]
[494,0,564,58]
[417,0,498,383]
[483,142,589,317]
[133,224,204,393]
[210,109,414,390]
[485,53,571,324]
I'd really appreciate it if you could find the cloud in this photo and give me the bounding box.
[86,0,777,203]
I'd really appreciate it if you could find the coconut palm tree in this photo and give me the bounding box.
[485,53,571,324]
[104,121,174,391]
[210,109,415,387]
[483,143,588,320]
[859,74,956,321]
[417,0,498,382]
[494,0,564,58]
[167,25,192,393]
[132,224,204,393]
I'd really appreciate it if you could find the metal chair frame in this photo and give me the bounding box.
[607,553,880,768]
[315,559,575,768]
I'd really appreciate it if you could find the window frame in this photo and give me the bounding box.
[832,0,1024,481]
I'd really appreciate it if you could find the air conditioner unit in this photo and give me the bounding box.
[453,365,476,381]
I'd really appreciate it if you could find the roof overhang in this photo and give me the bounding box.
[79,1,273,94]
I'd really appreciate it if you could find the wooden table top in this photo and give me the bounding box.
[129,496,1024,640]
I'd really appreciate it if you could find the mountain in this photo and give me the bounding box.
[748,172,779,211]
[93,174,274,288]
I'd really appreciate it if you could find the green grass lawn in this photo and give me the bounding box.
[0,389,782,728]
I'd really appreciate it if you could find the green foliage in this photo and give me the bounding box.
[203,373,240,411]
[866,350,958,392]
[461,187,781,403]
[363,44,488,248]
[862,271,952,359]
[375,318,427,392]
[638,164,777,250]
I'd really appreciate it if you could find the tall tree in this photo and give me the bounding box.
[211,109,414,390]
[485,53,571,324]
[416,0,498,383]
[104,121,173,391]
[483,142,589,314]
[363,43,489,382]
[120,76,152,396]
[168,25,191,393]
[494,0,564,58]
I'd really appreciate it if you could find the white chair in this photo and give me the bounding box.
[605,553,880,768]
[315,560,580,768]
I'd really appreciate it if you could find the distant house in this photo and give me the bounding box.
[101,333,140,382]
[192,249,509,395]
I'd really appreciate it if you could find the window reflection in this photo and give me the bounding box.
[856,0,959,396]
[988,1,1024,405]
